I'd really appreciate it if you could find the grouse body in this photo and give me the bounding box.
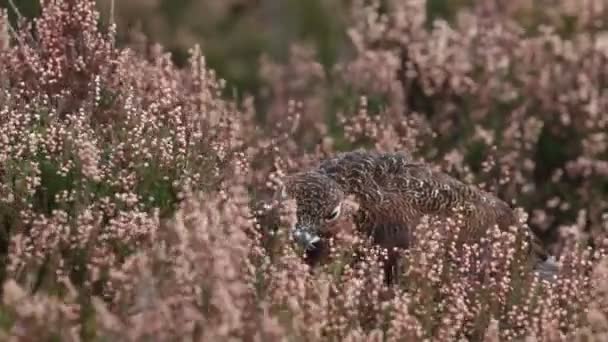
[280,150,551,282]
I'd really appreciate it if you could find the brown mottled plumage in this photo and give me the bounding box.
[280,150,550,283]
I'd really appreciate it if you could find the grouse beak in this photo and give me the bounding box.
[291,225,321,250]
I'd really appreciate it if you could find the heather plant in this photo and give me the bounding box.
[0,0,244,324]
[1,0,608,341]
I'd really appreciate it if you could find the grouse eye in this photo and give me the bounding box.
[325,204,341,222]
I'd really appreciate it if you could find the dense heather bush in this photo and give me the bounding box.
[0,0,608,341]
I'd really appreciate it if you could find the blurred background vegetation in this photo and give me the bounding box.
[0,0,583,100]
[2,0,476,98]
[2,0,592,106]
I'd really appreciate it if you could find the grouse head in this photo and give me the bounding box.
[279,171,358,263]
